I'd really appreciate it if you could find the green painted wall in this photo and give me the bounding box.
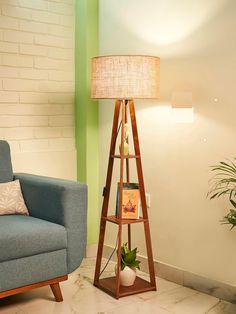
[75,0,99,245]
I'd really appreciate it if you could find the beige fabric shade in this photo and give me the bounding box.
[91,55,160,99]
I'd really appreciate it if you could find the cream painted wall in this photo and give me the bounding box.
[0,0,76,180]
[99,0,236,285]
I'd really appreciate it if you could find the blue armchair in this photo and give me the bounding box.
[0,141,87,302]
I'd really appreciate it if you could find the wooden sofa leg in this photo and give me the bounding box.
[50,283,63,302]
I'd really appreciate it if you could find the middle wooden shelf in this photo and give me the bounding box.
[102,215,148,225]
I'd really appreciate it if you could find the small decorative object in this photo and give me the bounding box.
[119,123,129,156]
[207,158,236,229]
[116,183,140,219]
[115,243,141,286]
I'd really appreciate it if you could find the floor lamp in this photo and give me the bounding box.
[91,55,160,299]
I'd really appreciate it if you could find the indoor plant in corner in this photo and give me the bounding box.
[208,158,236,229]
[116,243,141,286]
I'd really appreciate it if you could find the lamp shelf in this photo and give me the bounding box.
[95,276,156,299]
[102,215,147,225]
[111,154,140,159]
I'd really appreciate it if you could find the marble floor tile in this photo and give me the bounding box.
[104,300,174,314]
[208,300,236,314]
[0,305,22,314]
[136,276,184,301]
[141,285,198,307]
[0,257,233,314]
[166,292,219,314]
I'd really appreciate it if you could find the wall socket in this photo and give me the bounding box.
[146,193,151,208]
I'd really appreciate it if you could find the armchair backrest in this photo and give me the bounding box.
[0,141,13,183]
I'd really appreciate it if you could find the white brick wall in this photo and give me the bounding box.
[0,0,75,156]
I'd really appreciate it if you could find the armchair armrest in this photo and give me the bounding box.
[14,173,87,273]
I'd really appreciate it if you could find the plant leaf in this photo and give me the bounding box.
[124,251,136,264]
[230,199,236,208]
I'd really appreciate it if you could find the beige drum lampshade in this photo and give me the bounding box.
[91,55,160,99]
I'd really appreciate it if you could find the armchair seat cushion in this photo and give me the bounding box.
[0,215,67,263]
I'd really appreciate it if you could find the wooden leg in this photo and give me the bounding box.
[94,100,121,285]
[125,101,131,251]
[129,100,157,289]
[94,219,107,285]
[50,283,63,302]
[115,99,126,299]
[128,224,131,250]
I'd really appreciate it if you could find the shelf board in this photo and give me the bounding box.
[103,215,147,225]
[95,276,156,299]
[112,154,140,159]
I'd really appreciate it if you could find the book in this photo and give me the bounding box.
[116,183,140,219]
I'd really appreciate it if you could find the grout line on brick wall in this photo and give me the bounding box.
[1,6,72,27]
[3,2,74,17]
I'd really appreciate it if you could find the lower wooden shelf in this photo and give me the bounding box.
[94,276,156,299]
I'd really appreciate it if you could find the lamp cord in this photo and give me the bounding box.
[99,233,119,277]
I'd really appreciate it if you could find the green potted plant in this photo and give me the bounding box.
[116,243,141,286]
[208,158,236,229]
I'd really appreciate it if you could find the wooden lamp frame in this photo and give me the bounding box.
[94,99,156,299]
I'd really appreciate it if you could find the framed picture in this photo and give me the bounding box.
[116,183,140,219]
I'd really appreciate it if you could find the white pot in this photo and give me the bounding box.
[115,265,136,286]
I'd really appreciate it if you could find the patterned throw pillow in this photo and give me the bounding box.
[0,180,29,215]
